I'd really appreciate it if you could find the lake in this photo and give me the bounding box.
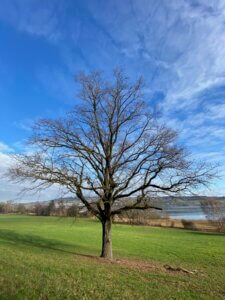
[164,206,206,220]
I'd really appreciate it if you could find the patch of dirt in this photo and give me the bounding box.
[114,258,161,272]
[79,254,198,276]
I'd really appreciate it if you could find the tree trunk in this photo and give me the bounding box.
[101,217,113,260]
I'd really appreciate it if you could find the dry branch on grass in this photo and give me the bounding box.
[164,264,197,274]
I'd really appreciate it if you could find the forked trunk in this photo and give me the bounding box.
[101,217,113,260]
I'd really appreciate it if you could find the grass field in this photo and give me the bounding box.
[0,215,224,299]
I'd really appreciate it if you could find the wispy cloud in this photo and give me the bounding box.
[0,142,14,153]
[36,65,77,104]
[205,103,225,120]
[14,119,34,132]
[85,0,225,111]
[2,0,225,105]
[0,141,67,202]
[0,0,65,41]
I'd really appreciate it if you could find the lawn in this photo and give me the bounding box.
[0,215,224,299]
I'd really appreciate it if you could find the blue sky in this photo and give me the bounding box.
[0,0,225,201]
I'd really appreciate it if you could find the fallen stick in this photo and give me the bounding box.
[164,264,196,274]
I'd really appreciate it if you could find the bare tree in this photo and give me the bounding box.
[57,199,66,216]
[0,201,14,214]
[17,203,26,214]
[34,202,48,216]
[200,198,225,232]
[67,204,79,217]
[46,200,56,216]
[8,69,216,259]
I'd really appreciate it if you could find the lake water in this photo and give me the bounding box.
[164,206,206,220]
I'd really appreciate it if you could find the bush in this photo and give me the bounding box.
[116,209,161,225]
[67,204,79,217]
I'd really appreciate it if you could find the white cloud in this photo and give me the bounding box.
[2,0,225,110]
[0,142,67,202]
[206,103,225,120]
[14,119,33,132]
[0,142,14,153]
[0,0,64,41]
[86,0,225,113]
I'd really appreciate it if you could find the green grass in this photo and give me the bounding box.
[0,215,224,299]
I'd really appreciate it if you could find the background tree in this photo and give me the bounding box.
[200,198,225,232]
[67,203,79,217]
[16,203,26,214]
[46,200,56,216]
[8,69,215,259]
[0,201,14,214]
[34,202,47,216]
[57,199,66,216]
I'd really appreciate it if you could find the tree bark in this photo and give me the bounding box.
[101,217,113,260]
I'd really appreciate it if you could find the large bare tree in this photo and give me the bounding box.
[9,70,215,259]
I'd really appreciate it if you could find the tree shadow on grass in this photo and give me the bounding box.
[0,229,97,257]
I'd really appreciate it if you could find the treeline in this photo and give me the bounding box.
[0,200,86,217]
[0,199,162,221]
[0,201,27,214]
[32,200,81,217]
[114,209,163,225]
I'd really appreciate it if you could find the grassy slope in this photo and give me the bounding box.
[0,215,224,299]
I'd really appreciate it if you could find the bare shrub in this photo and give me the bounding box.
[201,198,225,232]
